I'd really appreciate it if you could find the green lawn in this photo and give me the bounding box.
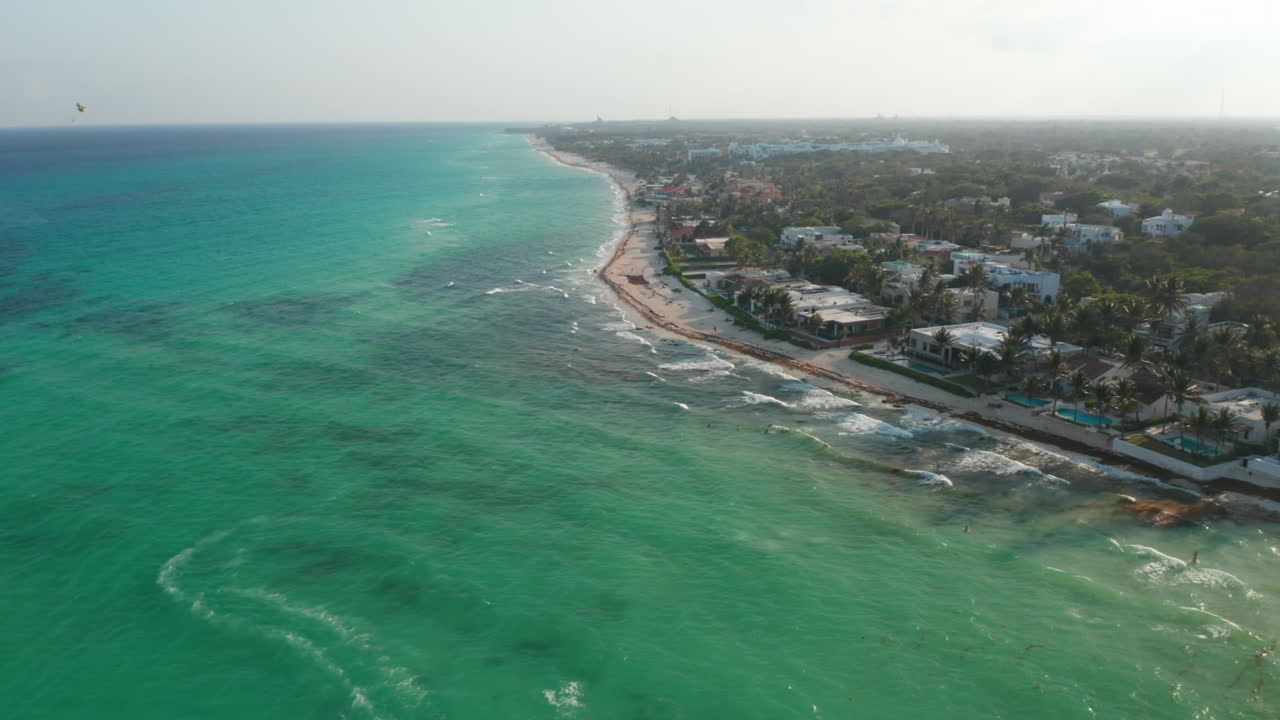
[1125,434,1225,467]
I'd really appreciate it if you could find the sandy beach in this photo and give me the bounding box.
[529,138,1236,499]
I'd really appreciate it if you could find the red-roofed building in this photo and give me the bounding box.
[724,178,782,204]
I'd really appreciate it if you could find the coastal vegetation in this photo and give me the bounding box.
[546,118,1280,474]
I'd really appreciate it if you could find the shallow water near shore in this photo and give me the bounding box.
[1,124,1277,719]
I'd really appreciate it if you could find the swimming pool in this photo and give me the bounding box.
[909,362,946,375]
[1164,435,1222,456]
[1056,408,1113,426]
[1006,393,1051,408]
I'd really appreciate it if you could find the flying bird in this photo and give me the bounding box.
[76,102,86,113]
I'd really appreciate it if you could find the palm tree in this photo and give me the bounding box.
[957,343,982,374]
[1163,368,1195,443]
[1041,310,1071,352]
[1262,403,1280,455]
[1161,368,1193,421]
[1212,408,1241,449]
[1245,316,1277,351]
[1121,333,1150,371]
[808,310,827,336]
[996,334,1028,380]
[1187,407,1215,457]
[974,351,1000,392]
[1210,327,1244,385]
[937,292,960,325]
[1045,350,1069,414]
[959,263,988,292]
[1112,377,1140,424]
[1088,380,1113,423]
[931,328,957,367]
[1145,274,1188,320]
[1019,376,1044,407]
[769,291,795,326]
[967,294,988,322]
[1007,286,1030,316]
[1068,370,1089,420]
[1020,245,1042,270]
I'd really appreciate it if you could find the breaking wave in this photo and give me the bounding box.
[949,449,1043,476]
[659,354,735,372]
[906,470,954,488]
[737,391,790,407]
[833,412,913,439]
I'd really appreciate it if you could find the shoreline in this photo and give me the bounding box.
[525,137,1279,519]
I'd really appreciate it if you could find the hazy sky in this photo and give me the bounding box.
[5,0,1279,126]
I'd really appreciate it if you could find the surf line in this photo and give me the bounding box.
[540,140,1196,486]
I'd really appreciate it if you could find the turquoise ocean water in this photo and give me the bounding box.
[1,124,1276,719]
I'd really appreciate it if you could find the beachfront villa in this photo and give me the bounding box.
[951,252,1059,305]
[1041,212,1079,228]
[785,285,890,342]
[1141,208,1195,236]
[1097,199,1138,217]
[907,321,1082,367]
[1134,291,1228,349]
[1063,223,1123,249]
[780,226,855,249]
[694,238,730,257]
[987,266,1060,305]
[1197,387,1280,446]
[947,287,1001,321]
[915,240,961,263]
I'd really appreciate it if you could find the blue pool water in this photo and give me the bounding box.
[1166,435,1222,456]
[909,361,946,375]
[1007,393,1051,408]
[1057,408,1113,426]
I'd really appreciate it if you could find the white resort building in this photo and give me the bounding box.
[1198,388,1280,447]
[1041,212,1079,228]
[907,321,1081,367]
[1097,199,1138,217]
[780,226,855,249]
[951,252,1060,305]
[1142,209,1195,236]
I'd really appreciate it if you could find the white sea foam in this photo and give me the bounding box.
[899,407,987,436]
[673,402,689,410]
[579,294,597,305]
[659,354,735,372]
[643,371,666,382]
[159,528,424,718]
[949,449,1043,476]
[738,391,791,407]
[1009,439,1202,498]
[484,287,505,295]
[766,424,833,448]
[907,470,954,488]
[615,331,656,353]
[543,681,584,713]
[688,370,736,384]
[1124,543,1257,596]
[780,383,861,410]
[834,412,913,439]
[602,320,636,332]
